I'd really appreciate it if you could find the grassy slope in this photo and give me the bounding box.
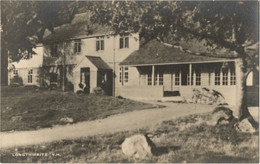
[1,114,258,163]
[1,87,155,131]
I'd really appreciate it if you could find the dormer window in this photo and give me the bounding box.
[74,39,81,53]
[120,36,129,49]
[50,44,58,57]
[96,37,104,51]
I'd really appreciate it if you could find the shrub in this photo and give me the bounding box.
[92,87,105,95]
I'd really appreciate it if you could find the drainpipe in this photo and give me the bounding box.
[113,35,116,96]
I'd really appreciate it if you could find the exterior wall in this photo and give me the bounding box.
[119,61,239,105]
[117,85,164,100]
[8,46,43,87]
[43,33,139,94]
[8,67,41,87]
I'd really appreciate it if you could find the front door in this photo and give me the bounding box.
[80,67,90,93]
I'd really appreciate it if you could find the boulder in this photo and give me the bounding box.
[121,134,155,158]
[208,106,233,126]
[60,117,74,123]
[235,118,257,133]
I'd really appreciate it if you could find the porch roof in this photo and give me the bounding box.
[86,56,112,70]
[120,39,236,66]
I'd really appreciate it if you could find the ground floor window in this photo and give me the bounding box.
[124,67,128,83]
[175,70,180,86]
[148,73,152,85]
[28,69,33,83]
[119,67,122,83]
[230,67,236,85]
[222,68,228,85]
[159,71,163,85]
[195,69,201,86]
[13,69,18,83]
[215,68,221,85]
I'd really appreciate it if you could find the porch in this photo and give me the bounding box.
[118,59,239,105]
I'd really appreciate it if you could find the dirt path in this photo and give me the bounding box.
[1,102,216,149]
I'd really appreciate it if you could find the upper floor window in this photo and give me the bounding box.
[74,39,81,53]
[120,36,129,49]
[28,69,33,83]
[50,44,58,57]
[96,37,104,51]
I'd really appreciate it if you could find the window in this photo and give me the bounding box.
[154,72,158,85]
[175,71,180,86]
[159,72,163,85]
[120,36,129,49]
[119,67,122,83]
[96,38,104,51]
[13,70,18,83]
[28,69,33,83]
[74,39,81,53]
[195,69,201,86]
[50,73,57,83]
[222,68,228,85]
[124,67,128,83]
[50,44,58,57]
[215,68,221,85]
[187,72,193,86]
[148,73,152,85]
[230,67,236,85]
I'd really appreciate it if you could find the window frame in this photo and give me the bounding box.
[124,67,128,83]
[74,39,81,53]
[222,68,228,85]
[195,69,201,86]
[13,69,18,83]
[28,69,33,83]
[230,67,236,85]
[215,68,221,85]
[175,71,180,86]
[96,37,105,51]
[119,36,129,49]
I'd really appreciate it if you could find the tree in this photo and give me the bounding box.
[85,1,258,122]
[1,1,78,87]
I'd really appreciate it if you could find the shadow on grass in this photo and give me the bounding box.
[152,146,181,156]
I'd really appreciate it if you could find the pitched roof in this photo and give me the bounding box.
[120,39,236,66]
[43,12,113,43]
[86,56,112,70]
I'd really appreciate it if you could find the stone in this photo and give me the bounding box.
[121,134,155,158]
[235,118,257,133]
[11,116,22,122]
[208,106,233,126]
[60,117,74,123]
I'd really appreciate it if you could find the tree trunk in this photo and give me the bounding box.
[236,58,258,129]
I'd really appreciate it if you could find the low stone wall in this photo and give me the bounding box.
[116,85,164,100]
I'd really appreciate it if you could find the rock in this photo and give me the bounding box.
[122,134,155,158]
[208,106,233,126]
[235,118,257,133]
[60,117,73,123]
[11,116,22,122]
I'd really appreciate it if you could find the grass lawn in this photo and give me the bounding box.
[1,114,258,163]
[1,86,158,132]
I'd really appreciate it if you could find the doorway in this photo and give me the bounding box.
[80,67,90,93]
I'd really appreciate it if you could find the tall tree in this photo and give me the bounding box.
[86,1,258,122]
